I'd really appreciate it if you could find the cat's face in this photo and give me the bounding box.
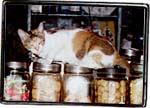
[18,22,45,54]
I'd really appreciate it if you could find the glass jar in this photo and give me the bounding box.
[129,71,143,104]
[120,48,141,64]
[62,64,93,103]
[94,67,128,104]
[31,62,61,102]
[4,61,30,101]
[131,55,144,73]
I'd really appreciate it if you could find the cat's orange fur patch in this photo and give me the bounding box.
[31,29,39,35]
[72,30,130,76]
[72,30,93,59]
[72,30,115,59]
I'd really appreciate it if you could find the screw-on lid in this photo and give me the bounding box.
[131,62,143,72]
[130,71,143,78]
[33,62,61,73]
[95,67,126,79]
[120,48,139,57]
[64,64,92,74]
[6,61,28,69]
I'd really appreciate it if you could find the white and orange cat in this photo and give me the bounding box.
[18,22,130,76]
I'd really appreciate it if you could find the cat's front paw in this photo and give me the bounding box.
[37,58,53,64]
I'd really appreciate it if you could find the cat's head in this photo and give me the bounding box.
[18,22,45,54]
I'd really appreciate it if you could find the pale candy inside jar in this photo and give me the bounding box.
[63,64,93,103]
[64,76,91,103]
[4,75,29,101]
[31,62,61,102]
[4,61,30,101]
[31,74,61,102]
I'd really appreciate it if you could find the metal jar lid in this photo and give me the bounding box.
[131,62,143,72]
[6,61,28,69]
[120,48,139,57]
[33,62,61,73]
[64,64,92,74]
[130,71,143,79]
[95,67,127,79]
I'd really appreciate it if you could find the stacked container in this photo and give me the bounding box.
[129,55,144,104]
[120,48,144,104]
[4,61,30,101]
[31,62,61,102]
[94,67,128,104]
[62,64,93,103]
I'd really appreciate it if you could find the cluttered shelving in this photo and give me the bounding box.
[1,1,148,107]
[27,5,122,50]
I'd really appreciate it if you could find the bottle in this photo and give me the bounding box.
[31,62,61,102]
[4,61,30,101]
[62,64,93,103]
[94,67,128,104]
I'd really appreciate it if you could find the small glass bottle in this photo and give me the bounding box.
[94,67,128,104]
[31,62,61,102]
[4,61,30,101]
[62,64,93,103]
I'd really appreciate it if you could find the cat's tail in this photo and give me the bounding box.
[113,51,131,77]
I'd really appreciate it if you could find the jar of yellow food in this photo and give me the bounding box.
[94,67,129,104]
[129,71,143,104]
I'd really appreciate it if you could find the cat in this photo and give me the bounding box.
[17,22,130,76]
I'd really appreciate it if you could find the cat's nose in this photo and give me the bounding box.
[35,47,39,51]
[34,45,39,51]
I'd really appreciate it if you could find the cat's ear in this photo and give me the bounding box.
[37,21,45,33]
[18,29,29,43]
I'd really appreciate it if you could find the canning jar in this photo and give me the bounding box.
[129,71,143,104]
[94,67,128,104]
[131,55,144,73]
[31,62,61,102]
[4,61,30,101]
[62,64,93,103]
[120,48,141,64]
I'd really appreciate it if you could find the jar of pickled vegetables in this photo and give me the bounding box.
[94,67,128,104]
[62,64,93,103]
[4,61,30,101]
[31,62,61,102]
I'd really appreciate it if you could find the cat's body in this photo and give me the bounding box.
[40,29,83,65]
[18,22,130,76]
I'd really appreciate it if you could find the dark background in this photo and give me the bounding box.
[3,4,146,62]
